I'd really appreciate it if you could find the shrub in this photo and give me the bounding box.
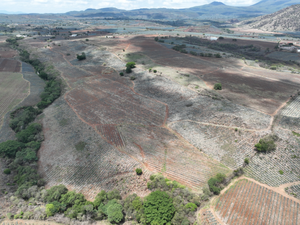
[44,184,68,203]
[136,168,142,175]
[244,158,249,164]
[119,72,124,76]
[208,173,226,195]
[46,204,56,217]
[214,83,222,90]
[23,211,34,219]
[16,123,42,143]
[185,202,197,211]
[270,66,277,70]
[86,39,89,41]
[60,191,85,208]
[130,76,136,80]
[144,190,175,224]
[279,170,284,175]
[218,37,224,40]
[77,52,86,60]
[255,135,277,153]
[153,70,157,73]
[4,168,11,174]
[0,140,25,158]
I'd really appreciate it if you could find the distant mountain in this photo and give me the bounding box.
[239,4,300,31]
[68,0,300,20]
[0,10,24,14]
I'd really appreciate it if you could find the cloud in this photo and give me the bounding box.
[0,0,262,13]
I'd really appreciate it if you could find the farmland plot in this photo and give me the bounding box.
[215,179,300,225]
[0,72,29,128]
[245,129,300,187]
[0,59,21,72]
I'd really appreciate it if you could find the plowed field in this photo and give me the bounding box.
[0,59,21,72]
[109,36,300,115]
[0,72,29,128]
[215,179,300,225]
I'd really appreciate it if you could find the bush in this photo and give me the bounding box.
[143,190,175,224]
[0,140,25,158]
[4,168,11,174]
[185,202,197,211]
[255,135,277,153]
[119,72,124,76]
[126,67,132,73]
[153,70,157,73]
[9,106,41,132]
[279,170,284,175]
[126,62,136,68]
[45,184,68,203]
[60,191,85,208]
[77,52,86,60]
[136,168,142,175]
[244,158,249,164]
[16,123,42,143]
[214,83,222,90]
[208,173,226,195]
[130,76,136,80]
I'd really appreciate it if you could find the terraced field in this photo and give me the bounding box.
[215,179,300,225]
[0,72,29,128]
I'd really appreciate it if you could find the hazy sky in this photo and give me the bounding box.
[1,0,261,14]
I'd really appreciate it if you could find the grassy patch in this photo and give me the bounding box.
[292,131,300,137]
[75,141,86,151]
[59,118,69,126]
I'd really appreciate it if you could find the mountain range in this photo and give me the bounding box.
[65,0,300,20]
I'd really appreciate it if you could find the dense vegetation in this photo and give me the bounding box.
[208,173,226,195]
[76,52,86,60]
[1,38,62,203]
[255,134,278,153]
[2,173,210,222]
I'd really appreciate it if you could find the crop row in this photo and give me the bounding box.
[245,131,300,187]
[215,179,300,225]
[281,95,300,118]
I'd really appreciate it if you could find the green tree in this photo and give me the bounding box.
[255,135,277,153]
[144,190,176,224]
[107,203,124,223]
[0,140,25,158]
[94,190,107,207]
[126,62,136,68]
[136,168,142,175]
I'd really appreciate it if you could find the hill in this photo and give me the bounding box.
[239,4,300,32]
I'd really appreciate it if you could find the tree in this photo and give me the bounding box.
[208,173,226,195]
[126,67,132,73]
[255,135,277,153]
[143,190,176,224]
[94,190,107,207]
[136,168,142,175]
[126,62,136,68]
[214,83,222,90]
[107,203,124,223]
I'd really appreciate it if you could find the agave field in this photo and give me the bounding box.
[215,179,300,225]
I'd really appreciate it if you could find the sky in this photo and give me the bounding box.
[1,0,262,14]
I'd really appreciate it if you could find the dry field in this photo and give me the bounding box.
[102,36,300,115]
[214,179,300,225]
[0,46,18,58]
[0,72,29,128]
[17,34,300,200]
